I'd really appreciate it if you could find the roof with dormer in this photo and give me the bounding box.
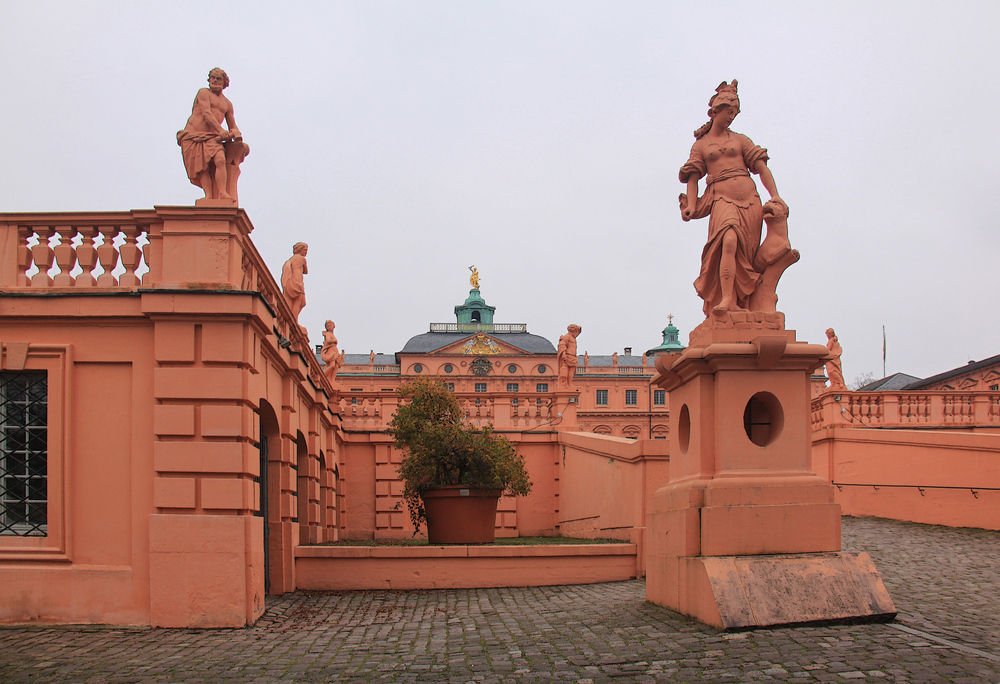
[399,332,555,355]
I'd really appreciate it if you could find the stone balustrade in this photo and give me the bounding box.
[811,390,1000,431]
[0,213,151,289]
[1,207,330,394]
[339,393,555,430]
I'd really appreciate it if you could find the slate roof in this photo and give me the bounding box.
[398,332,556,355]
[857,372,923,391]
[904,353,1000,390]
[343,354,397,365]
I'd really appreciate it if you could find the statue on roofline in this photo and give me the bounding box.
[177,67,250,205]
[679,80,798,321]
[825,328,846,390]
[281,243,308,335]
[469,265,480,290]
[321,321,345,383]
[557,324,582,388]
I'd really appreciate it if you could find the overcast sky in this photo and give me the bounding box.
[3,1,998,383]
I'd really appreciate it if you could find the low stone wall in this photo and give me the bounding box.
[295,544,637,590]
[813,426,1000,530]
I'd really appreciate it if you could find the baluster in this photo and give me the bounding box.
[118,225,142,287]
[96,226,121,287]
[30,226,56,287]
[241,253,254,290]
[17,226,33,287]
[75,226,99,287]
[52,225,78,287]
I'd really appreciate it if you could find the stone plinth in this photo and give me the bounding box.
[646,328,896,629]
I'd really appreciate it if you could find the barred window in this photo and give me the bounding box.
[653,390,666,406]
[1,372,48,536]
[596,389,608,406]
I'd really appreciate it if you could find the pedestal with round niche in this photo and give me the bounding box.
[646,328,896,629]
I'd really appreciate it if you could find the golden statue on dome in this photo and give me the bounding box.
[469,266,480,290]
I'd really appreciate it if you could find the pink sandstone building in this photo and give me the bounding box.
[1,205,997,628]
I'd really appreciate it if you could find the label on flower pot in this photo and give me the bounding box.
[460,489,469,496]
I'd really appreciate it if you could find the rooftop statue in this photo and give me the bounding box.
[679,80,798,321]
[177,68,250,205]
[825,328,846,390]
[281,243,308,334]
[469,266,480,290]
[321,321,345,383]
[557,324,582,388]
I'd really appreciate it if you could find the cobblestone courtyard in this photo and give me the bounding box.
[2,517,998,683]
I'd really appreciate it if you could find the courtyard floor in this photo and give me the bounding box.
[1,517,998,683]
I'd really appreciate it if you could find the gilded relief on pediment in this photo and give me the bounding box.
[462,334,502,355]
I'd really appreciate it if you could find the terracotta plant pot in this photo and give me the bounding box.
[420,485,502,544]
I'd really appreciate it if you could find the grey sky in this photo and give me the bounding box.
[3,1,998,382]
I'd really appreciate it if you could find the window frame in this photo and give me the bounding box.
[653,389,666,406]
[625,389,638,406]
[0,345,70,560]
[595,389,608,406]
[0,371,48,537]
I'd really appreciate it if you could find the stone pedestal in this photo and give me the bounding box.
[645,327,896,629]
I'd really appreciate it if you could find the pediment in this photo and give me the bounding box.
[431,333,527,356]
[958,376,979,389]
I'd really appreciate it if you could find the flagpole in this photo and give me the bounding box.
[882,326,886,378]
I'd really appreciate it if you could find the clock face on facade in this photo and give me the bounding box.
[471,357,492,376]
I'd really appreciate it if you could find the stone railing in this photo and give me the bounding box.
[0,212,153,289]
[338,364,402,375]
[811,390,1000,431]
[0,208,331,394]
[575,366,652,376]
[339,393,556,431]
[429,323,527,333]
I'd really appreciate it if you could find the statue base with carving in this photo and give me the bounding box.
[645,327,896,629]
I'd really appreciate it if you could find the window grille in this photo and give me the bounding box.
[654,390,666,405]
[625,390,638,405]
[0,372,48,536]
[596,389,608,406]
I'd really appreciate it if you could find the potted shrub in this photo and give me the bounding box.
[386,377,532,544]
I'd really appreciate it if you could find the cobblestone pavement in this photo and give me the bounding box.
[2,517,998,683]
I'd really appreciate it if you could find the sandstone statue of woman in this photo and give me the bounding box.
[321,320,345,382]
[679,80,787,316]
[825,328,846,390]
